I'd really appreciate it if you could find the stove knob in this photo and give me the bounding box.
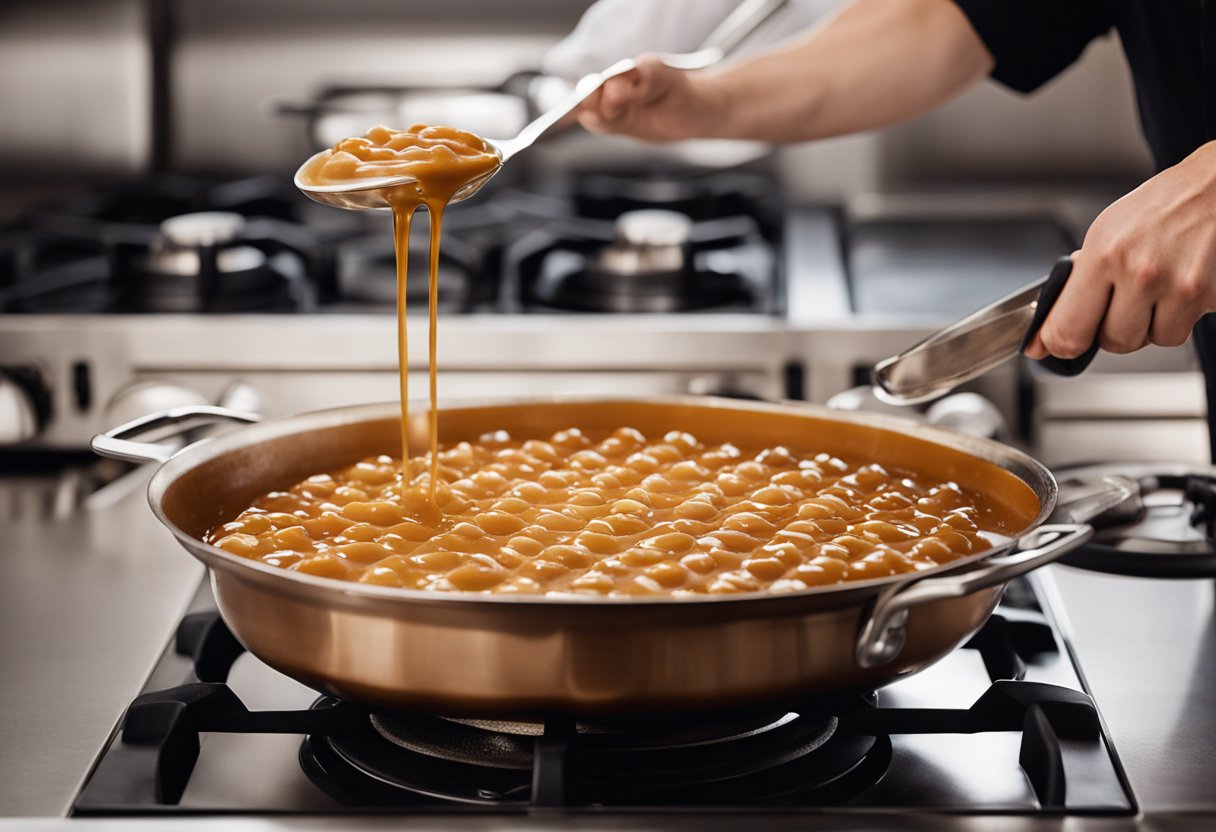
[0,366,53,445]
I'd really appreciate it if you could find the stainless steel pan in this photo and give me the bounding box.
[93,396,1092,716]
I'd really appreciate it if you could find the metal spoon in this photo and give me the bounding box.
[294,0,790,211]
[293,51,724,211]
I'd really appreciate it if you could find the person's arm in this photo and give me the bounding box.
[577,0,994,143]
[1024,140,1216,358]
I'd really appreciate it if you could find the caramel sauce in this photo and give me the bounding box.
[207,427,1018,597]
[301,124,500,507]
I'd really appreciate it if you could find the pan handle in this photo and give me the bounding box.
[855,523,1092,668]
[91,405,262,464]
[1018,256,1101,377]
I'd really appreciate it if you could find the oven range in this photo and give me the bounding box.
[3,169,1215,830]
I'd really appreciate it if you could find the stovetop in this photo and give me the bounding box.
[71,574,1133,817]
[0,171,784,318]
[4,424,1216,831]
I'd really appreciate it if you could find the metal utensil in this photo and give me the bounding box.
[294,0,790,211]
[873,256,1099,405]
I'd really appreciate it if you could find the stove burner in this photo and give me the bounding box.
[1056,462,1216,577]
[1,176,328,314]
[592,209,693,278]
[570,171,783,238]
[74,602,1127,815]
[301,698,888,806]
[111,211,309,313]
[510,212,775,314]
[2,169,784,316]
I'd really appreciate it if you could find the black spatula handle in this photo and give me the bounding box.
[1019,256,1100,377]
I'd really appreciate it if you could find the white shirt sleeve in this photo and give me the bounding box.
[542,0,843,80]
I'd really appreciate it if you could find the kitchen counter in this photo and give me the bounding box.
[2,464,1215,830]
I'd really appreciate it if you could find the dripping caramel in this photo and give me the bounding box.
[301,124,500,507]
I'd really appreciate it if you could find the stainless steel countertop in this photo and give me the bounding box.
[2,462,1215,830]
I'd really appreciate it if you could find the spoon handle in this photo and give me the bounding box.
[495,66,627,161]
[496,49,730,162]
[494,0,793,161]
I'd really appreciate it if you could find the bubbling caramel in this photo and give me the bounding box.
[207,427,1019,597]
[300,125,501,505]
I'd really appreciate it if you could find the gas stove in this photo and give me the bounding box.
[0,170,812,450]
[3,171,1216,828]
[4,167,1104,459]
[0,171,783,318]
[74,574,1133,817]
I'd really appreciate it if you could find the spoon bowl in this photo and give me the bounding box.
[293,145,504,211]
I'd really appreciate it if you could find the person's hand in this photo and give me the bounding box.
[576,55,725,143]
[1025,141,1216,360]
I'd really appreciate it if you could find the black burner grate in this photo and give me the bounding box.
[0,177,330,314]
[72,582,1130,816]
[302,697,887,807]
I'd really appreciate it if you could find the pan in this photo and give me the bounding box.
[92,395,1104,716]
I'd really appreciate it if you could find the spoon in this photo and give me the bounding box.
[293,49,730,212]
[291,0,792,210]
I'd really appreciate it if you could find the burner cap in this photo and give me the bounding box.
[616,209,693,248]
[592,209,693,278]
[160,211,247,246]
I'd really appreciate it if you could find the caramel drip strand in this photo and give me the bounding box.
[425,198,445,506]
[306,124,501,515]
[391,196,416,501]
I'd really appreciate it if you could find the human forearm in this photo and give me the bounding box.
[579,0,994,144]
[696,0,995,142]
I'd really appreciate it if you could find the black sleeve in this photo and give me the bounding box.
[951,0,1114,93]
